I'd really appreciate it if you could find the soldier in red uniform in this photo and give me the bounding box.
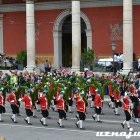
[75,95,86,129]
[56,92,66,127]
[52,90,59,112]
[92,92,102,123]
[108,84,115,109]
[38,90,49,126]
[74,90,81,120]
[20,89,33,125]
[89,86,96,108]
[121,93,133,131]
[7,88,19,123]
[0,88,5,122]
[129,81,136,103]
[68,91,73,113]
[113,88,122,115]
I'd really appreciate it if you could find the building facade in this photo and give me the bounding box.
[0,0,139,71]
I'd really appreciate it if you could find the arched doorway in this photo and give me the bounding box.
[53,10,92,68]
[62,16,87,67]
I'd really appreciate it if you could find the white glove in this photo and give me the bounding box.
[10,100,14,103]
[18,98,22,102]
[97,106,99,109]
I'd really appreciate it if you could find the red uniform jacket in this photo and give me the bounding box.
[129,84,136,96]
[76,98,85,112]
[56,96,65,110]
[94,94,102,108]
[108,84,113,97]
[22,95,33,109]
[7,92,17,105]
[113,89,121,101]
[39,96,48,110]
[89,87,96,95]
[122,97,130,111]
[0,94,4,106]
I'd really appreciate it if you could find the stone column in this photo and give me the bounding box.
[72,1,81,71]
[53,30,62,69]
[123,0,133,73]
[26,0,36,70]
[0,14,3,54]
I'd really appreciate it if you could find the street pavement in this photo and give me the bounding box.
[0,98,140,140]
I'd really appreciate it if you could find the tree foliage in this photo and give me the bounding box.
[81,48,94,66]
[16,50,27,63]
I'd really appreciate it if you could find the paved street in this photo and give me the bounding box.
[0,99,140,140]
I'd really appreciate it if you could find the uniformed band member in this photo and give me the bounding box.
[38,90,49,126]
[7,89,19,123]
[89,86,96,108]
[0,88,5,122]
[20,89,33,125]
[132,94,139,123]
[113,88,121,115]
[68,91,73,113]
[108,84,115,109]
[75,95,86,129]
[56,92,66,127]
[51,90,59,112]
[121,93,133,131]
[92,92,102,123]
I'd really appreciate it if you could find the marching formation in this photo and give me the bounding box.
[0,70,140,131]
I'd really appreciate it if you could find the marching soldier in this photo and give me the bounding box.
[7,88,19,123]
[75,95,86,130]
[132,93,139,123]
[56,91,66,127]
[38,90,49,126]
[89,85,96,108]
[92,91,102,123]
[68,91,73,113]
[121,93,133,131]
[51,90,59,112]
[0,88,5,122]
[113,88,122,115]
[20,89,33,125]
[108,84,115,109]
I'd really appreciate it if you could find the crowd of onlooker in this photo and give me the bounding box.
[0,53,18,70]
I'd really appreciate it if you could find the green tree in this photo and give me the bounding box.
[16,50,27,63]
[81,47,94,68]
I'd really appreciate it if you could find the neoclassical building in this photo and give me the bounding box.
[0,0,139,72]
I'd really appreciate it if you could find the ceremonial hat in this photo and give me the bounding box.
[87,79,91,83]
[26,88,31,93]
[43,90,48,94]
[0,87,3,91]
[60,90,65,95]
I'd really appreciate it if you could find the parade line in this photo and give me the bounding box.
[4,112,139,125]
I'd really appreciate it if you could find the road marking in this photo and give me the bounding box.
[0,123,97,134]
[3,112,138,125]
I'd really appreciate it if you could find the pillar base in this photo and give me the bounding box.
[71,66,80,72]
[120,68,132,75]
[26,65,36,72]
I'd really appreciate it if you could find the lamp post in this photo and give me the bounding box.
[111,42,117,75]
